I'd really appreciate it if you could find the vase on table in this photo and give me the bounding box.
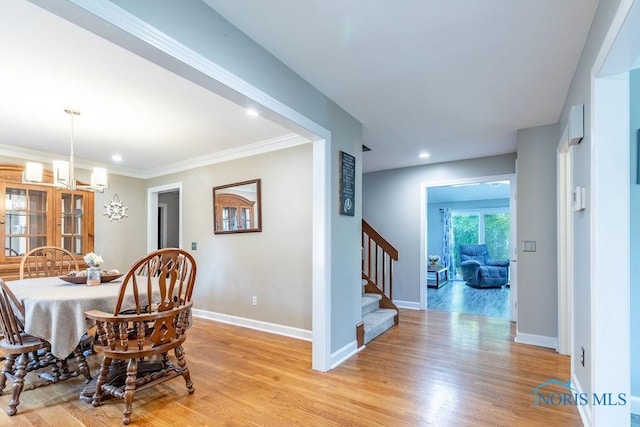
[86,266,101,286]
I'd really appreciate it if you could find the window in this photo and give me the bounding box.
[452,208,510,278]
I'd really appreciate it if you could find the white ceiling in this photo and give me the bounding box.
[0,0,294,177]
[204,0,599,172]
[428,181,510,204]
[0,0,599,177]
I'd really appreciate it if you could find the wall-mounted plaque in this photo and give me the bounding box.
[339,151,355,216]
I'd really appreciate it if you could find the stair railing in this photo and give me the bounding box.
[362,219,398,305]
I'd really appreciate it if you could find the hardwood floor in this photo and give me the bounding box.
[427,280,511,319]
[0,310,581,426]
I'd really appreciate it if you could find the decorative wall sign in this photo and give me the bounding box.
[339,151,355,216]
[104,193,129,222]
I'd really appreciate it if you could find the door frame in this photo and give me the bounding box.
[556,126,573,356]
[420,172,517,319]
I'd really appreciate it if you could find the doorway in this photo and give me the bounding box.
[420,173,517,322]
[425,180,511,320]
[147,183,183,252]
[157,190,180,249]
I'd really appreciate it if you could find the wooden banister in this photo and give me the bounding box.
[362,220,398,261]
[362,219,398,321]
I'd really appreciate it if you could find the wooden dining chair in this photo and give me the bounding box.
[85,248,197,425]
[19,246,79,279]
[0,279,63,416]
[18,245,94,368]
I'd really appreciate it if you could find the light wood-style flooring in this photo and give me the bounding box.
[427,280,511,319]
[0,309,581,426]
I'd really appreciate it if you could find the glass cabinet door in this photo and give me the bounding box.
[4,187,48,257]
[0,165,95,279]
[60,192,85,255]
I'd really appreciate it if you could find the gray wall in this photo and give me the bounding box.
[362,154,515,303]
[515,124,559,339]
[93,173,147,272]
[630,68,640,398]
[2,144,313,332]
[558,0,624,400]
[147,143,313,330]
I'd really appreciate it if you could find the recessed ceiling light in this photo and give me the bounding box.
[419,152,430,158]
[111,154,123,162]
[246,108,259,117]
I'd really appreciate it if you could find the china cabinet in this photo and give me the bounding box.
[0,165,94,280]
[214,193,255,231]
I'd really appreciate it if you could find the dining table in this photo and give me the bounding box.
[5,274,147,360]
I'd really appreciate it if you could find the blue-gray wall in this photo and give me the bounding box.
[516,124,559,340]
[630,68,640,398]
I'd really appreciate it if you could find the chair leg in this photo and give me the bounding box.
[122,357,138,425]
[174,345,193,394]
[73,347,92,382]
[7,353,29,416]
[92,356,112,407]
[0,354,16,395]
[50,358,62,382]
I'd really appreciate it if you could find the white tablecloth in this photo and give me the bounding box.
[6,276,152,359]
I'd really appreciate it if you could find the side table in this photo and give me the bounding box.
[427,265,449,288]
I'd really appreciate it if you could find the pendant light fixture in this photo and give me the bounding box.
[22,108,108,192]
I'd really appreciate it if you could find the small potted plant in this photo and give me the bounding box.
[428,255,440,267]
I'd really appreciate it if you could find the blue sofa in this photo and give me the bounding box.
[459,244,509,288]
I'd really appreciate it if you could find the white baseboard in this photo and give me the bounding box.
[572,373,591,426]
[394,300,421,310]
[330,339,358,369]
[192,309,312,341]
[514,331,558,349]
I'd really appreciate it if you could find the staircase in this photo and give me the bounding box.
[358,220,399,347]
[361,283,398,344]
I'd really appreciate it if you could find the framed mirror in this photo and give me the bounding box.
[212,179,262,234]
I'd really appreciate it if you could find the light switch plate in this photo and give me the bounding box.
[572,186,586,211]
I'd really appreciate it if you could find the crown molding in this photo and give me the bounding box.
[141,133,309,179]
[0,133,309,180]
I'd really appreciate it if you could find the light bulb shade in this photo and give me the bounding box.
[53,160,70,185]
[24,162,43,183]
[91,167,108,188]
